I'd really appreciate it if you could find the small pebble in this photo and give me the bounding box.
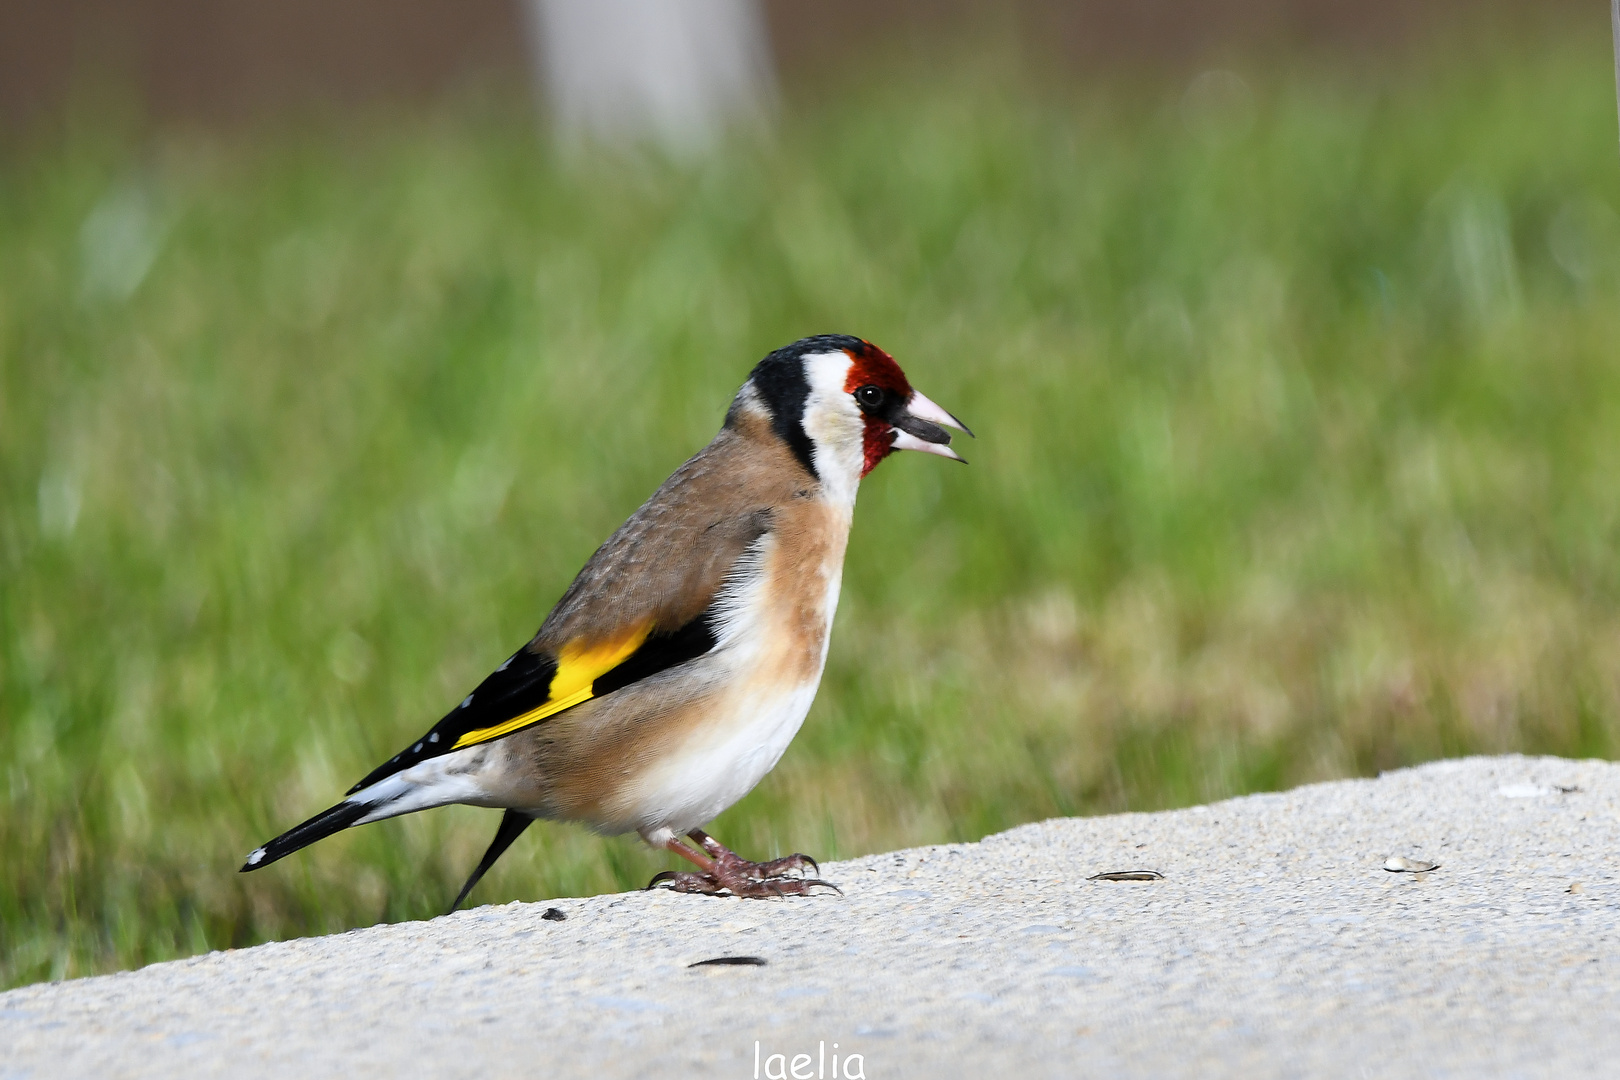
[1383,857,1439,873]
[1569,882,1584,894]
[541,908,566,921]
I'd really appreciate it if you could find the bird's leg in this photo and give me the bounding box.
[645,836,728,894]
[687,829,822,882]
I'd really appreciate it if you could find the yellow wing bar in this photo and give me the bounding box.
[450,620,654,750]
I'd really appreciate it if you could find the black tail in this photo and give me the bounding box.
[447,809,534,914]
[240,799,373,873]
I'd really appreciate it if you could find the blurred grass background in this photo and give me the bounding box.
[4,25,1620,988]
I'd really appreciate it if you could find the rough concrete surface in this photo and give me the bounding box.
[3,755,1618,1079]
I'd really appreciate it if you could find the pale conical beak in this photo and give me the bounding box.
[890,389,973,463]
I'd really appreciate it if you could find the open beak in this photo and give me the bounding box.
[890,389,973,463]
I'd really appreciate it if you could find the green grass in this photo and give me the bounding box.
[4,31,1620,988]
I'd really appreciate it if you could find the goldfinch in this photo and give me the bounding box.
[242,335,969,904]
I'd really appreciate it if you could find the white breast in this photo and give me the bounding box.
[616,527,845,841]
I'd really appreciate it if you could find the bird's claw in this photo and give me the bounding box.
[647,869,840,898]
[747,852,818,879]
[654,832,837,897]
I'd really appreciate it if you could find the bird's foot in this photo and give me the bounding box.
[718,850,821,882]
[646,868,839,898]
[689,828,825,883]
[646,829,840,897]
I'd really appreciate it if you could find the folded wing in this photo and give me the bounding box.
[349,432,778,793]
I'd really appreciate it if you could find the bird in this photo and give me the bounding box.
[241,334,970,906]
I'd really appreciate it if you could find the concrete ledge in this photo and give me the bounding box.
[3,754,1618,1078]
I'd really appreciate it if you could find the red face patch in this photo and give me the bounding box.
[845,341,912,478]
[861,421,896,477]
[842,340,912,399]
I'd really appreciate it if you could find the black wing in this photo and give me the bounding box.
[346,610,721,795]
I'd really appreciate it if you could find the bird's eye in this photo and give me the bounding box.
[855,385,884,409]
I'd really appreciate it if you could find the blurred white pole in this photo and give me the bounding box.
[524,0,776,153]
[1612,0,1619,151]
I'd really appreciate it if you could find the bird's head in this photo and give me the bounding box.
[733,335,971,503]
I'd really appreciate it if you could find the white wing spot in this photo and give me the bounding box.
[413,743,422,753]
[497,657,513,672]
[246,848,265,866]
[429,732,440,743]
[461,695,474,709]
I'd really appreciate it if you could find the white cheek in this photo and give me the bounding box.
[800,351,864,507]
